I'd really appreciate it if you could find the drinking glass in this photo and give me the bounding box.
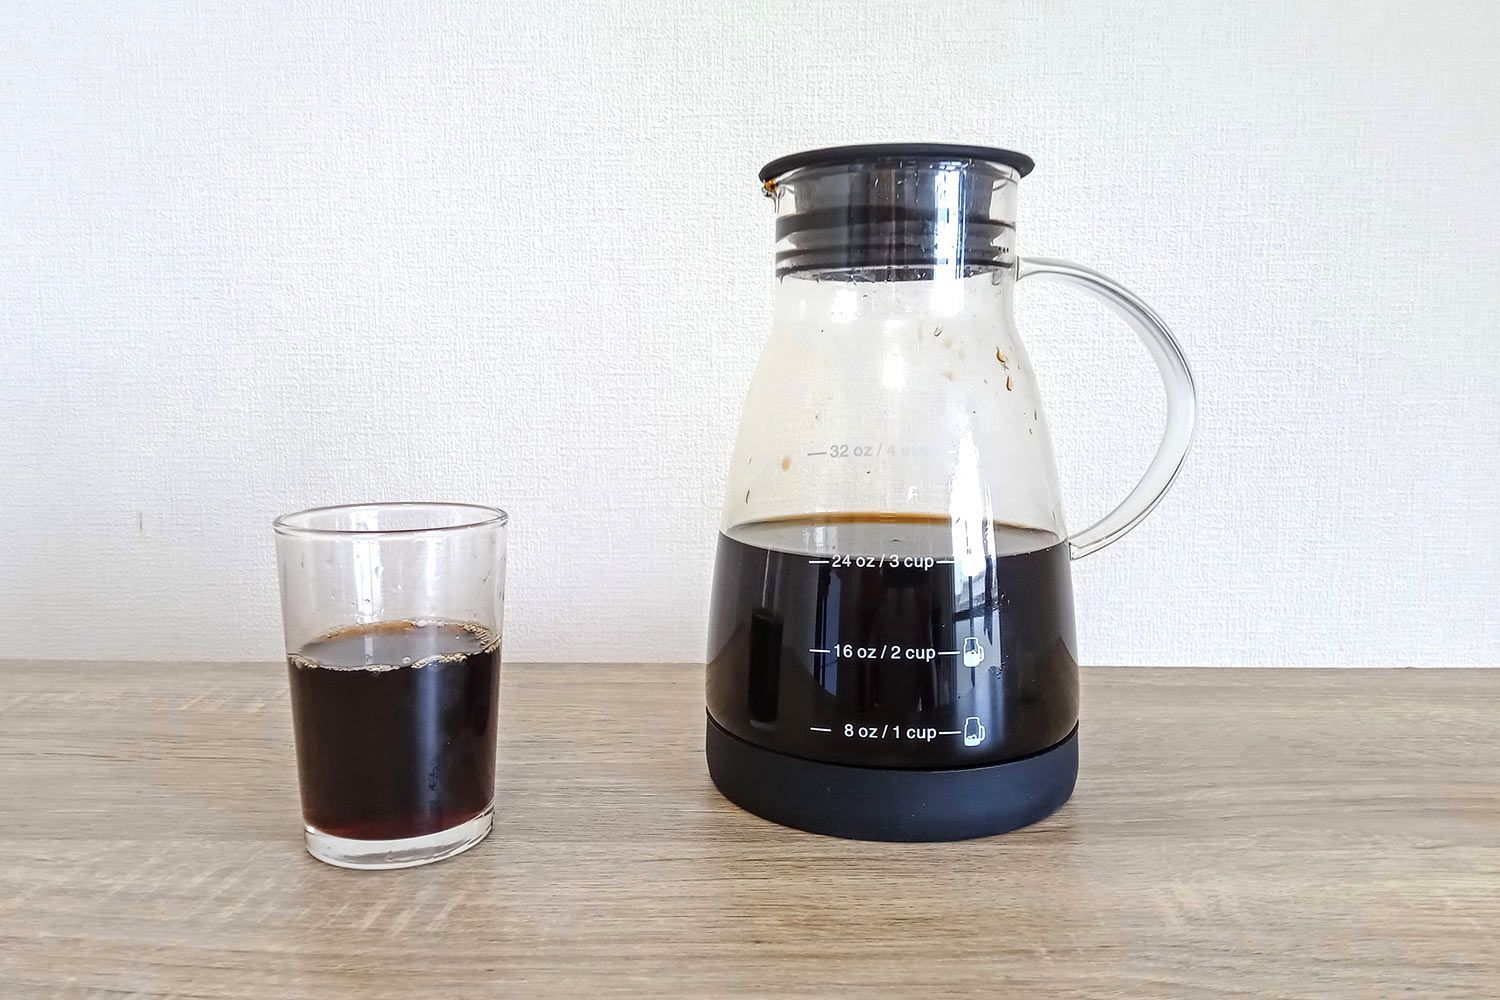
[273,502,508,869]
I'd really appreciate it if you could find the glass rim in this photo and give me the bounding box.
[272,502,509,538]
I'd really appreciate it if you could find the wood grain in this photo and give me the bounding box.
[0,662,1496,999]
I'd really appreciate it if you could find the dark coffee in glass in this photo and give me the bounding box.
[288,620,501,842]
[274,502,508,869]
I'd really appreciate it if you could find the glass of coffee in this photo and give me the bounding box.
[273,503,508,869]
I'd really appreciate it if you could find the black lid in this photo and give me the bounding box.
[759,143,1034,183]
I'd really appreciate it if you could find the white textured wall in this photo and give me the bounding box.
[2,1,1497,666]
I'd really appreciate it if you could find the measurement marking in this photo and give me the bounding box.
[809,726,832,733]
[938,730,961,736]
[809,648,831,654]
[805,450,827,456]
[934,558,955,565]
[808,558,830,565]
[937,650,963,657]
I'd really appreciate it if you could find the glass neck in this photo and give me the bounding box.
[772,268,1014,334]
[767,159,1019,281]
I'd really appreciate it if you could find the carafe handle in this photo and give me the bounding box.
[1016,257,1197,560]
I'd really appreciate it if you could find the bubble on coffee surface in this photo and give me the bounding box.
[289,618,500,672]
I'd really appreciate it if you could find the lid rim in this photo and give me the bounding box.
[759,143,1034,183]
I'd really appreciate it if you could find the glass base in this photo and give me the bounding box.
[304,806,493,870]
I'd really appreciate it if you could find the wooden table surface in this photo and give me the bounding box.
[1,662,1496,999]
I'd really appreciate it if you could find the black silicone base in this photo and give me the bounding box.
[706,715,1078,842]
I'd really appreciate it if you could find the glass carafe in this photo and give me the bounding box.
[705,144,1196,841]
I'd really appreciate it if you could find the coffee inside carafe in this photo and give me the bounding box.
[707,514,1078,770]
